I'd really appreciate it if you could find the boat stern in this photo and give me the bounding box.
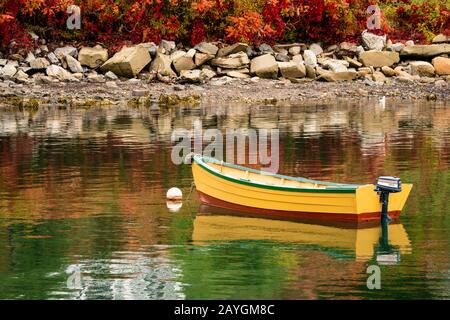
[356,183,413,217]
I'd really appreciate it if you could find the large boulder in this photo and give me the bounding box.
[29,57,50,70]
[54,46,78,60]
[172,49,196,74]
[150,52,176,77]
[159,40,176,54]
[65,55,83,73]
[359,51,400,67]
[194,52,214,66]
[217,43,248,57]
[78,46,109,68]
[211,52,249,69]
[409,61,435,77]
[194,42,219,56]
[309,43,323,56]
[400,44,450,58]
[46,65,73,81]
[277,61,306,78]
[100,46,151,77]
[317,69,357,82]
[0,64,17,79]
[432,57,450,75]
[250,54,278,79]
[180,69,204,83]
[362,30,386,51]
[432,34,450,44]
[303,50,317,67]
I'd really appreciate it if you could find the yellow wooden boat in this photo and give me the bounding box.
[192,155,413,223]
[192,212,411,261]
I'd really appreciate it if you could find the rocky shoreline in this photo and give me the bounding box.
[1,31,449,108]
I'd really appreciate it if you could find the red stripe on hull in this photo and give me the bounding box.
[196,190,401,224]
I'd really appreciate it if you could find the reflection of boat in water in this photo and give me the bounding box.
[192,155,413,222]
[193,205,411,261]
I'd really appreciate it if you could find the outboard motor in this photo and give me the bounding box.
[375,176,402,221]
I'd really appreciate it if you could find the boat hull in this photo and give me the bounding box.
[192,157,412,223]
[197,190,400,223]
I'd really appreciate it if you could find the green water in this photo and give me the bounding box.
[0,99,449,299]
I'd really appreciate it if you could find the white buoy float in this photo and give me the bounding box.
[166,201,183,212]
[166,187,183,201]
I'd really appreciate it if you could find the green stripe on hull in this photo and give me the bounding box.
[193,155,359,194]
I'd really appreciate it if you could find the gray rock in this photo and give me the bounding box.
[409,61,435,77]
[194,52,214,66]
[400,44,450,58]
[372,71,387,83]
[309,43,323,56]
[139,42,158,57]
[78,46,109,68]
[250,54,278,79]
[344,56,362,68]
[105,71,119,80]
[180,69,204,82]
[25,52,35,64]
[159,40,176,54]
[173,52,196,74]
[275,53,290,62]
[305,65,316,79]
[432,34,450,44]
[106,81,119,88]
[211,52,250,69]
[0,59,7,66]
[317,69,358,82]
[201,68,217,79]
[217,43,248,57]
[150,52,176,77]
[292,54,303,64]
[258,43,274,54]
[405,40,414,46]
[388,43,405,52]
[194,42,219,56]
[54,46,78,60]
[362,30,386,51]
[100,45,151,77]
[359,51,400,67]
[432,57,450,75]
[0,64,17,79]
[325,61,348,72]
[211,76,234,86]
[46,65,73,80]
[87,74,106,83]
[288,46,301,56]
[303,50,317,67]
[227,71,250,79]
[277,61,306,78]
[65,55,83,73]
[435,79,448,87]
[30,58,50,70]
[47,52,59,64]
[14,70,29,83]
[381,66,396,77]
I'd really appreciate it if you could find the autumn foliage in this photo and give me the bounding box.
[0,0,449,50]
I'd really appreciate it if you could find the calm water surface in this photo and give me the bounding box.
[0,99,449,299]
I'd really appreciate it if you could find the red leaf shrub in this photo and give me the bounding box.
[0,0,448,51]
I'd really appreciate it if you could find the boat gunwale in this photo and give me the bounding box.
[193,155,361,193]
